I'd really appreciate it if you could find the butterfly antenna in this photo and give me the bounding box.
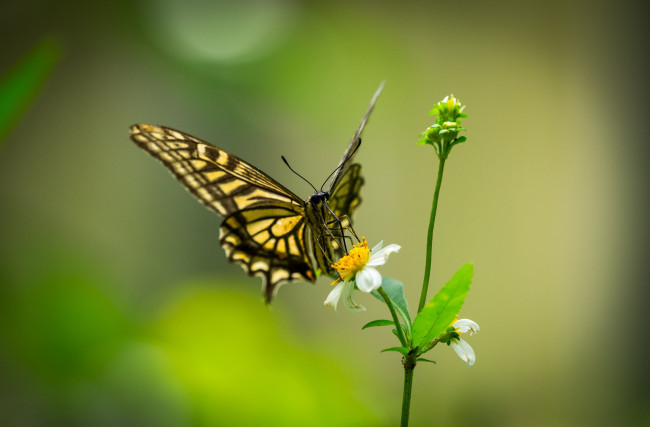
[281,155,318,193]
[319,139,362,191]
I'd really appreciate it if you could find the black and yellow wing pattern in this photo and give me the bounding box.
[131,124,317,301]
[130,84,382,302]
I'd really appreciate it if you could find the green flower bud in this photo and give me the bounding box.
[430,94,467,124]
[417,124,442,146]
[418,94,468,159]
[435,325,459,344]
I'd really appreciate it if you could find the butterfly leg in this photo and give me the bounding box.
[332,234,356,253]
[322,202,350,253]
[324,227,357,253]
[326,215,360,242]
[315,232,356,262]
[324,215,360,256]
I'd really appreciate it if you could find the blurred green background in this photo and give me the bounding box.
[1,0,648,426]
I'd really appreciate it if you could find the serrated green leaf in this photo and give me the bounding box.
[380,347,410,356]
[371,276,412,337]
[361,319,394,330]
[417,358,437,364]
[412,263,473,348]
[0,38,60,143]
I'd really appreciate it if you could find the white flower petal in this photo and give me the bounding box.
[341,281,366,312]
[356,267,382,293]
[324,282,345,311]
[451,338,476,366]
[454,319,480,335]
[370,241,384,253]
[367,244,401,267]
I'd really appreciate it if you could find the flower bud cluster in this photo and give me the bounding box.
[418,95,467,159]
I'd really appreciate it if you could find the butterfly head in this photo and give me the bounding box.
[308,191,330,204]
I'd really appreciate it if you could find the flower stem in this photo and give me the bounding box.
[377,287,408,347]
[401,352,417,427]
[418,156,447,313]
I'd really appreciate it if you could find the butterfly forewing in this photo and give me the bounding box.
[327,81,383,193]
[130,124,315,301]
[131,124,304,216]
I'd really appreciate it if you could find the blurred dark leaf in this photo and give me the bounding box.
[0,37,61,143]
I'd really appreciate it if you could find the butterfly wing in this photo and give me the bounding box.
[309,84,380,272]
[327,81,383,193]
[303,84,381,276]
[310,163,364,277]
[329,163,364,220]
[130,124,315,302]
[219,205,315,302]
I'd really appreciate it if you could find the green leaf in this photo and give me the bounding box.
[411,263,473,349]
[0,38,61,143]
[380,347,410,356]
[361,319,394,330]
[381,277,411,323]
[416,358,437,364]
[371,276,412,337]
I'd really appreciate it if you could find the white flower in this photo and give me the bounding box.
[324,278,364,312]
[324,238,401,312]
[449,318,479,367]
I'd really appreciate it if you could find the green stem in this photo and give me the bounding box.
[401,353,417,427]
[420,339,439,354]
[377,287,408,347]
[418,156,447,313]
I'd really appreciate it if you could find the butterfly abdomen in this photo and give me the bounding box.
[305,200,339,276]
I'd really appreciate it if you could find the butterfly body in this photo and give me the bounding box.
[130,84,382,302]
[305,192,341,275]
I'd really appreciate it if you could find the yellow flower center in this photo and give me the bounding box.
[330,237,370,284]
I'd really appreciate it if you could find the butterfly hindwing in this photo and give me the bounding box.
[220,206,315,302]
[329,163,364,221]
[130,124,316,301]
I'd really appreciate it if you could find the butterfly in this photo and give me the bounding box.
[130,83,382,302]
